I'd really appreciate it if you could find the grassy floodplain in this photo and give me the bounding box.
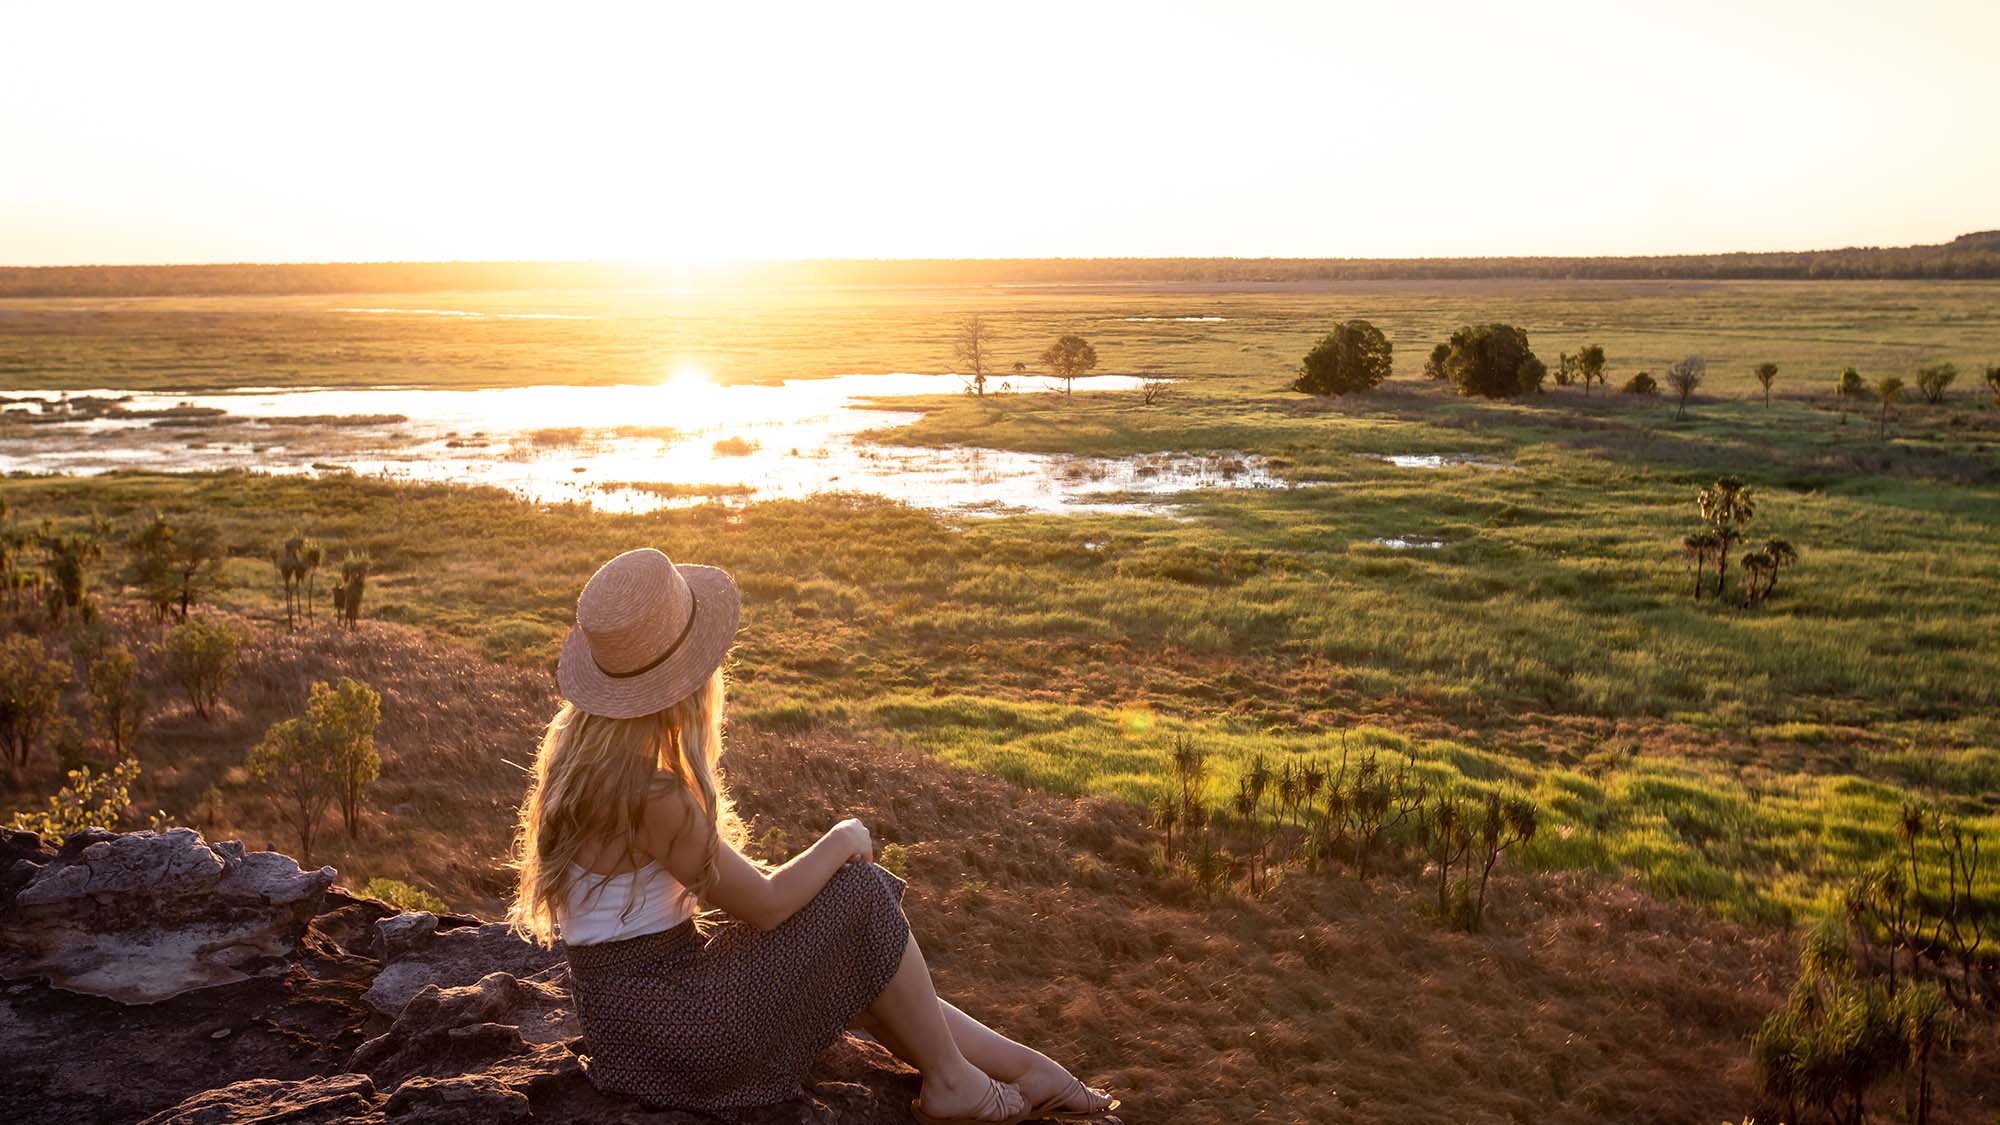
[3,278,1998,392]
[2,278,1998,929]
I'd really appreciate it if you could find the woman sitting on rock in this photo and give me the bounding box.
[508,548,1118,1124]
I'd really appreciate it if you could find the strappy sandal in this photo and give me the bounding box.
[911,1076,1029,1125]
[1025,1077,1121,1121]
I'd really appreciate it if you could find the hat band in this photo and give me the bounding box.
[593,592,700,679]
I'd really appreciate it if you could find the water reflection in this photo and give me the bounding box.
[0,374,1303,516]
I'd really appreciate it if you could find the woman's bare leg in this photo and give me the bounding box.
[858,993,1110,1112]
[866,933,1023,1117]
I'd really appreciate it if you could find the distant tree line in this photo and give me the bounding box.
[7,231,2000,298]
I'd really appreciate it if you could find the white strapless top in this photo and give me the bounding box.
[558,860,694,946]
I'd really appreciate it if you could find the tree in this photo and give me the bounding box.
[1420,792,1473,922]
[1664,355,1706,420]
[1761,539,1799,599]
[1985,364,2000,406]
[1472,791,1536,927]
[1292,320,1392,396]
[1751,916,1931,1125]
[1433,324,1547,398]
[1553,351,1577,387]
[952,314,996,398]
[1039,335,1098,401]
[1753,362,1779,406]
[1837,366,1866,424]
[334,553,371,627]
[248,717,335,864]
[0,634,71,780]
[126,513,181,622]
[127,513,224,622]
[87,644,144,757]
[162,615,241,720]
[1696,477,1755,600]
[39,529,103,626]
[166,520,224,620]
[1422,342,1450,381]
[1621,371,1659,395]
[1575,344,1607,394]
[1739,549,1774,608]
[1138,369,1170,406]
[306,677,382,838]
[276,535,308,629]
[1874,375,1904,440]
[1914,362,1957,405]
[1681,530,1719,599]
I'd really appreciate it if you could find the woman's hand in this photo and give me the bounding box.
[834,817,874,865]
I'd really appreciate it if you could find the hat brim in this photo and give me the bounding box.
[556,563,741,719]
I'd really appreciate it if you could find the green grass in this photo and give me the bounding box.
[3,279,1997,392]
[3,277,1998,927]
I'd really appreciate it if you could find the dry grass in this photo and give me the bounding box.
[36,613,1995,1123]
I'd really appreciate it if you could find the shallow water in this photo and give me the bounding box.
[1373,453,1506,470]
[0,374,1302,516]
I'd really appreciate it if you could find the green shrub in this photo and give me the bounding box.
[163,615,241,720]
[0,633,72,777]
[1292,320,1392,396]
[9,757,146,838]
[1433,324,1547,398]
[361,877,448,914]
[879,842,909,878]
[1620,371,1659,395]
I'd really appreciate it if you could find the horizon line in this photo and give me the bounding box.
[5,230,1996,272]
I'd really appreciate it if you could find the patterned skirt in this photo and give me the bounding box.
[563,861,912,1113]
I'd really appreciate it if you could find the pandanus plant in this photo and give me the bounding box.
[1682,530,1720,599]
[1696,477,1755,599]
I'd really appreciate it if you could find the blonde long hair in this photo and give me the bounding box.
[507,668,740,946]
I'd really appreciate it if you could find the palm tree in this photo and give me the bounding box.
[1763,539,1798,598]
[1697,478,1756,599]
[1247,754,1272,820]
[1875,375,1904,440]
[1231,777,1261,894]
[1150,793,1180,859]
[1277,758,1301,830]
[1740,550,1773,608]
[1681,531,1718,599]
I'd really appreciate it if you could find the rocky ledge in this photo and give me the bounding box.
[1,828,924,1123]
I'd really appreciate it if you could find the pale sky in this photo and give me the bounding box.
[1,0,1994,265]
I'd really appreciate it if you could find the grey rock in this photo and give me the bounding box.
[352,971,579,1085]
[0,828,335,1004]
[361,917,563,1017]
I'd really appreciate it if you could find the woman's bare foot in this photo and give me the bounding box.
[916,1063,1025,1121]
[1018,1058,1116,1116]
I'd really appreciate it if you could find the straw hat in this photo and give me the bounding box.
[556,548,741,719]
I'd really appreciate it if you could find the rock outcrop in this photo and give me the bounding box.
[1,827,334,1004]
[0,829,928,1124]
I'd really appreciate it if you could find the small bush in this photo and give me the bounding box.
[0,633,73,776]
[1621,371,1659,395]
[9,757,147,838]
[1292,320,1393,396]
[879,842,909,878]
[1433,324,1546,398]
[361,877,448,914]
[163,615,241,720]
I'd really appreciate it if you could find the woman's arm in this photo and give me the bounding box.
[641,783,873,932]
